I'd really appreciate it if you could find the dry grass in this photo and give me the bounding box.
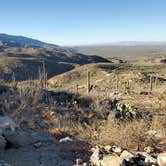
[0,59,166,152]
[151,115,166,137]
[47,111,166,150]
[97,118,151,149]
[18,81,43,109]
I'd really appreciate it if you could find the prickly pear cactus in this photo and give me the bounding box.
[115,103,137,120]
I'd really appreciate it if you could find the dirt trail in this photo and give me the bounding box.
[0,142,88,166]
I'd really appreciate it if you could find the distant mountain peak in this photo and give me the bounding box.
[0,33,67,50]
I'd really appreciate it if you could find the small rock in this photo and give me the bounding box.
[59,137,73,143]
[104,145,112,153]
[100,155,126,166]
[157,152,166,166]
[112,145,123,154]
[120,150,135,162]
[76,158,83,165]
[33,142,42,148]
[146,130,157,136]
[49,111,55,116]
[144,146,154,153]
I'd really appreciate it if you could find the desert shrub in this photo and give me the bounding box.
[18,81,44,109]
[97,118,157,149]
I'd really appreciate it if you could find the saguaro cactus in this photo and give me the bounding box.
[39,60,48,90]
[87,71,90,93]
[124,82,127,92]
[76,84,79,94]
[155,76,158,88]
[150,75,153,91]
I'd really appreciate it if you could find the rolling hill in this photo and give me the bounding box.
[0,34,110,81]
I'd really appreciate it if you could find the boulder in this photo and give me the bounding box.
[138,152,157,165]
[0,116,16,134]
[120,150,135,162]
[4,129,53,148]
[4,129,37,147]
[0,136,6,150]
[157,152,166,166]
[145,155,157,165]
[90,146,100,166]
[100,155,126,166]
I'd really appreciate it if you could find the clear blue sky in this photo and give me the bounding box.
[0,0,166,45]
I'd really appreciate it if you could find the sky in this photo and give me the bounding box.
[0,0,166,45]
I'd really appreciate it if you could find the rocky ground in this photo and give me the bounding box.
[0,142,88,166]
[0,62,165,166]
[0,115,165,166]
[0,115,90,166]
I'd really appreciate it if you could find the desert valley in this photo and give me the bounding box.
[0,34,165,166]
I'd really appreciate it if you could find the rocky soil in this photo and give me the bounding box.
[0,115,91,166]
[0,115,165,166]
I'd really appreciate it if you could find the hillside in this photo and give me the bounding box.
[48,63,118,90]
[0,35,165,166]
[0,33,63,50]
[0,34,110,81]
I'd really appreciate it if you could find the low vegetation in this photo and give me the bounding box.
[0,36,166,165]
[1,62,165,152]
